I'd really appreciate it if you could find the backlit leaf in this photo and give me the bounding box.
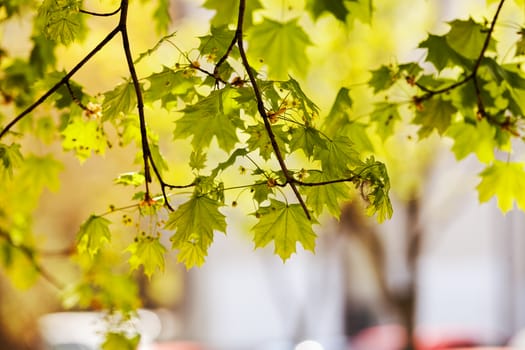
[247,18,312,80]
[77,215,111,257]
[165,196,226,268]
[371,102,401,140]
[315,135,362,177]
[302,170,351,218]
[369,65,397,93]
[323,87,353,137]
[102,81,136,121]
[446,18,495,59]
[126,235,167,278]
[21,155,63,193]
[477,161,525,212]
[38,0,82,45]
[174,88,241,152]
[204,0,262,28]
[0,143,23,179]
[418,34,469,71]
[62,118,107,162]
[252,199,317,261]
[102,332,140,350]
[413,97,457,138]
[446,119,496,164]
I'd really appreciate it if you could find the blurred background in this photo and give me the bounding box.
[2,0,525,349]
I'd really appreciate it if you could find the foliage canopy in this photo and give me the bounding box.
[2,0,525,346]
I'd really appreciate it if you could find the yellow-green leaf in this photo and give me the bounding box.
[77,215,111,257]
[477,161,525,212]
[252,200,317,261]
[126,235,167,278]
[165,196,226,268]
[247,18,312,80]
[102,332,140,350]
[446,119,496,164]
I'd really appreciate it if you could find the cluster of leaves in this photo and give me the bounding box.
[2,0,525,346]
[368,0,525,212]
[0,0,390,341]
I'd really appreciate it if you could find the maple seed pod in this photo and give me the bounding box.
[267,178,277,188]
[232,201,238,207]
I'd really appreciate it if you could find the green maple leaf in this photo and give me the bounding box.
[38,0,82,45]
[114,172,145,187]
[77,215,111,257]
[176,241,206,269]
[0,143,23,179]
[371,102,401,140]
[302,170,351,218]
[315,135,362,177]
[369,65,397,93]
[102,81,136,121]
[174,88,241,152]
[126,235,167,278]
[446,18,496,59]
[209,148,248,178]
[289,126,325,158]
[354,158,392,223]
[204,0,262,28]
[21,155,63,193]
[252,200,317,261]
[165,196,226,268]
[323,87,352,137]
[446,119,496,164]
[189,149,207,171]
[153,0,171,34]
[477,161,525,212]
[62,118,107,162]
[143,68,198,106]
[199,26,238,60]
[305,0,354,22]
[279,77,320,122]
[413,97,457,138]
[251,182,274,204]
[102,332,140,350]
[245,123,289,161]
[418,34,469,71]
[0,243,39,289]
[247,18,312,80]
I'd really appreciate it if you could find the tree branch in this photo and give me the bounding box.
[0,26,120,140]
[119,0,152,199]
[234,0,311,219]
[415,0,506,109]
[80,6,121,17]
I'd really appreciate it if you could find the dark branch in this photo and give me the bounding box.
[80,6,121,17]
[0,26,120,140]
[415,0,506,107]
[119,0,152,199]
[235,0,311,219]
